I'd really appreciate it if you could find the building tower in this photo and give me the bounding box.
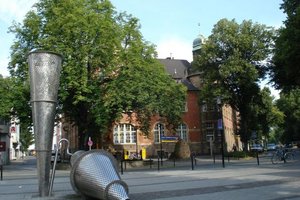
[189,33,241,155]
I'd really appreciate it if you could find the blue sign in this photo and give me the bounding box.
[217,119,223,130]
[161,136,179,143]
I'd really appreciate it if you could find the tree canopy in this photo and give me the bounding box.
[0,76,32,127]
[0,75,34,152]
[0,76,14,121]
[254,87,284,139]
[276,89,300,143]
[270,0,300,91]
[192,18,275,145]
[7,0,186,149]
[268,0,300,145]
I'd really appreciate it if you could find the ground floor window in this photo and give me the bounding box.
[113,124,136,144]
[154,123,165,143]
[176,123,188,141]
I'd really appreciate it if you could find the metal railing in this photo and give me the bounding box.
[49,138,73,196]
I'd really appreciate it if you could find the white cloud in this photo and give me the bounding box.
[156,36,193,62]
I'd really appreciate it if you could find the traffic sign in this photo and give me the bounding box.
[88,137,93,150]
[217,119,223,130]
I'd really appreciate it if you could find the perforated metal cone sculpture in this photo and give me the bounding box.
[70,150,130,200]
[28,51,62,196]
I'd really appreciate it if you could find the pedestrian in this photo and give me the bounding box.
[232,144,237,152]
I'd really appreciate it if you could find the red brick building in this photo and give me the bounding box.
[96,58,204,158]
[61,34,242,158]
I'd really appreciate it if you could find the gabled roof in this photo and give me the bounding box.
[158,58,191,79]
[181,79,199,91]
[157,58,199,91]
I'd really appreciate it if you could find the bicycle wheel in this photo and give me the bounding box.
[271,153,281,164]
[284,152,294,162]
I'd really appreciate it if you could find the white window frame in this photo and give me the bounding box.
[154,123,165,143]
[176,123,188,141]
[113,124,136,144]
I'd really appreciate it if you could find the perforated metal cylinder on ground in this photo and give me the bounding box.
[70,150,129,200]
[70,150,85,167]
[28,51,62,197]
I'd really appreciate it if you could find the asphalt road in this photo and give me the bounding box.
[0,150,299,200]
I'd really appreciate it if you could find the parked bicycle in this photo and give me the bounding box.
[271,148,295,164]
[128,152,141,160]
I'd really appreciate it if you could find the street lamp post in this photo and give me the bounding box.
[217,97,225,168]
[159,123,163,166]
[135,127,138,157]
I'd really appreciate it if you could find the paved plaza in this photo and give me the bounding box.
[0,152,300,200]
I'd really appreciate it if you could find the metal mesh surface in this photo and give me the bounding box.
[70,150,129,200]
[28,51,62,103]
[28,51,62,197]
[70,150,85,167]
[106,180,130,200]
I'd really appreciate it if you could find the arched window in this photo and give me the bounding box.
[176,123,188,141]
[113,124,136,144]
[154,123,165,143]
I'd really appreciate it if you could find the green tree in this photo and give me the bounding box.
[255,87,284,140]
[276,89,300,143]
[192,19,275,147]
[271,0,300,91]
[8,0,186,149]
[19,124,34,153]
[0,75,34,152]
[0,75,14,121]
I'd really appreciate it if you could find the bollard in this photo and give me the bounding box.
[256,151,260,165]
[173,157,176,167]
[160,151,163,166]
[0,165,2,181]
[70,150,129,200]
[122,150,127,171]
[121,159,123,175]
[0,155,2,181]
[191,154,194,170]
[157,156,160,171]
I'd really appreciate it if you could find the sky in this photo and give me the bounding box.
[0,0,286,96]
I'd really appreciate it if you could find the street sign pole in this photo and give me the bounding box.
[88,137,93,151]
